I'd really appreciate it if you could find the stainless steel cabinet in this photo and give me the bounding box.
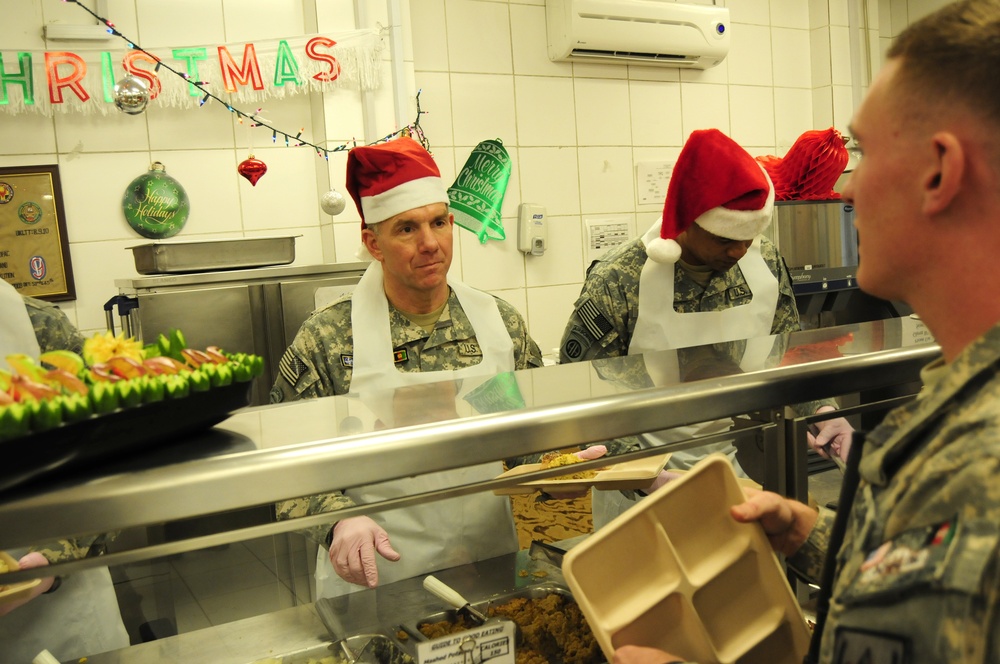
[113,262,367,405]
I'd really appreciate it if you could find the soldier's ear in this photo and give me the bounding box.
[361,227,383,261]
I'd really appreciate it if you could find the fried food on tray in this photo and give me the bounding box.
[540,452,603,481]
[418,593,602,664]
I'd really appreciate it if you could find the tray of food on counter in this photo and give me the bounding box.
[406,582,602,664]
[563,454,812,664]
[0,328,264,493]
[492,451,672,495]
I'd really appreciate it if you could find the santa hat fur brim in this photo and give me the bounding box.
[360,176,449,226]
[647,167,775,264]
[696,168,775,240]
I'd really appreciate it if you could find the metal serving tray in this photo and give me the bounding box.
[130,236,297,274]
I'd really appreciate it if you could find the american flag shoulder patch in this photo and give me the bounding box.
[278,349,310,386]
[577,298,614,340]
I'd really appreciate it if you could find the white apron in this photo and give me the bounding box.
[0,279,40,362]
[315,263,519,597]
[593,221,779,529]
[0,280,130,660]
[0,564,130,662]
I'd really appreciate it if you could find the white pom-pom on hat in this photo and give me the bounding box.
[648,129,774,264]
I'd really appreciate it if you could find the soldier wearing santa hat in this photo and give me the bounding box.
[271,136,549,597]
[559,129,852,528]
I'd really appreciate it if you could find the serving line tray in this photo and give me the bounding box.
[492,452,672,495]
[129,236,297,274]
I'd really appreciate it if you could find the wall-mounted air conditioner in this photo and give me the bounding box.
[546,0,730,69]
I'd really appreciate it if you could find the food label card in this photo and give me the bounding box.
[416,620,517,664]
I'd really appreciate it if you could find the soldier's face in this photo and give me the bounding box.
[843,59,926,303]
[362,203,454,296]
[677,222,753,272]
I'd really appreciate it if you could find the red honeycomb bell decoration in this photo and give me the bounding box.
[238,155,268,186]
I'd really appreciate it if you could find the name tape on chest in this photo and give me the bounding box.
[458,341,481,357]
[340,349,408,368]
[727,284,751,300]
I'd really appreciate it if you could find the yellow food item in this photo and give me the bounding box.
[540,452,601,481]
[83,331,144,366]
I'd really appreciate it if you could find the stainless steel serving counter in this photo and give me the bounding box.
[83,547,570,664]
[0,317,939,585]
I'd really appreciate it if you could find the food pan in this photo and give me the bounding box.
[130,236,297,274]
[563,454,811,664]
[410,584,603,664]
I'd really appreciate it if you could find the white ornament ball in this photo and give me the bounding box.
[321,189,346,215]
[113,75,150,115]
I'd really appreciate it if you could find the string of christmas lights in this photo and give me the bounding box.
[63,0,430,157]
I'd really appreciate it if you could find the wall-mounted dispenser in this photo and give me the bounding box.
[517,203,547,256]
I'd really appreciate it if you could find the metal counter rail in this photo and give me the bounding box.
[0,342,938,582]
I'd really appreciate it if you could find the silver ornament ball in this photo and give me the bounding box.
[113,75,150,115]
[321,189,346,215]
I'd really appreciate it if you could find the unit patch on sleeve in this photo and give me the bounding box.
[576,298,613,340]
[340,354,353,368]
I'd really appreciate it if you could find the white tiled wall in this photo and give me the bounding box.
[2,0,879,356]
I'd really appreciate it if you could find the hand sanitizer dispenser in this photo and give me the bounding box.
[517,203,547,256]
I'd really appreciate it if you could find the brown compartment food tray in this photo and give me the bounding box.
[492,452,672,495]
[130,236,297,274]
[563,454,811,664]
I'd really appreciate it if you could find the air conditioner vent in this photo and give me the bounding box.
[547,0,730,70]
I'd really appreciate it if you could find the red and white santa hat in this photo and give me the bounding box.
[345,136,450,229]
[646,129,775,264]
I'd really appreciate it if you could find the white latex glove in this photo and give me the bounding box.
[574,444,608,461]
[328,516,401,588]
[642,470,684,495]
[0,552,57,617]
[541,445,608,500]
[808,406,853,464]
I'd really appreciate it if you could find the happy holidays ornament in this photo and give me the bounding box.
[121,162,190,239]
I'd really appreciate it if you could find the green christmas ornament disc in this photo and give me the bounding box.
[122,161,190,239]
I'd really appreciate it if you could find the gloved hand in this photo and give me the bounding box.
[0,552,58,617]
[541,445,608,500]
[808,406,853,464]
[642,470,683,495]
[574,444,608,461]
[328,516,401,588]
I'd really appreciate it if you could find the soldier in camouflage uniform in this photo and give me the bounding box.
[559,130,850,527]
[23,294,86,354]
[268,290,540,400]
[616,2,1000,662]
[559,231,799,364]
[272,137,544,598]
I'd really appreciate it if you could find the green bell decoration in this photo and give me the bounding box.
[122,161,191,239]
[448,139,512,243]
